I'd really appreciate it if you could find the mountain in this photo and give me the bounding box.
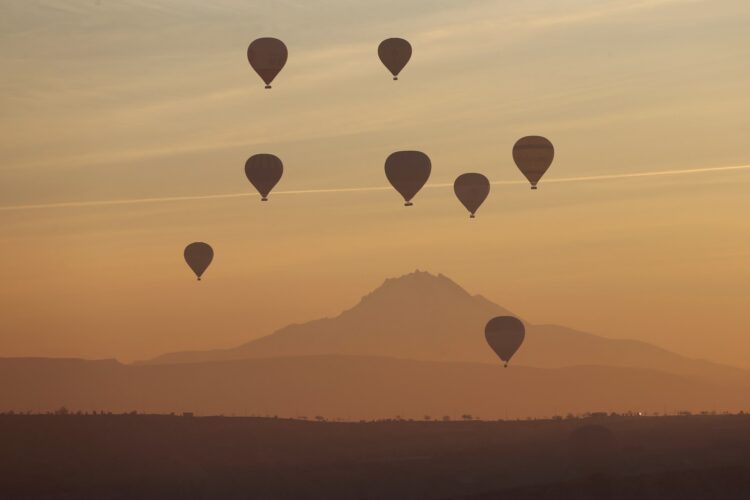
[149,271,510,364]
[147,271,745,381]
[6,271,744,419]
[1,356,748,419]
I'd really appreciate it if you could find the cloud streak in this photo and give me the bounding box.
[2,163,748,212]
[2,0,708,173]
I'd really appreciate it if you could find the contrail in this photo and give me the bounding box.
[1,164,749,212]
[539,164,750,184]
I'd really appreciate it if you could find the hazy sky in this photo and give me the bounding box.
[1,0,749,366]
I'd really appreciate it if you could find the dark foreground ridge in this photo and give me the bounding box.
[2,413,749,499]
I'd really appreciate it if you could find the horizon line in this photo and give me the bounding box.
[2,163,749,212]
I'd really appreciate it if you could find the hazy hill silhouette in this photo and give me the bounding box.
[1,355,748,419]
[4,271,747,418]
[147,271,744,381]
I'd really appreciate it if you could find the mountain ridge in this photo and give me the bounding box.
[144,270,745,382]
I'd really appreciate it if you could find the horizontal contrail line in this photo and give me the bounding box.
[539,164,750,184]
[1,164,749,212]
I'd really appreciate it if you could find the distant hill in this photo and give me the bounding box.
[146,271,745,381]
[6,272,744,419]
[1,355,748,419]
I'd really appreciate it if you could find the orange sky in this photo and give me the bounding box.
[1,0,749,366]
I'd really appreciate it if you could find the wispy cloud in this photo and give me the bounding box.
[527,0,704,28]
[1,0,720,177]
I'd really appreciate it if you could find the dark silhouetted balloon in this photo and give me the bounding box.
[485,316,525,367]
[385,151,431,206]
[512,136,554,189]
[247,38,288,89]
[184,242,213,281]
[245,154,283,201]
[378,38,412,80]
[454,173,490,218]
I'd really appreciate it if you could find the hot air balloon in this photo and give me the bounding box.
[245,154,283,201]
[385,151,431,206]
[454,173,490,218]
[512,136,554,189]
[247,38,288,89]
[485,316,525,367]
[184,242,213,281]
[378,38,412,80]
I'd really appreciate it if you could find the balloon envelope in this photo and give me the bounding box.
[247,38,288,89]
[454,173,490,218]
[245,154,283,201]
[184,242,213,281]
[512,136,554,189]
[485,316,525,367]
[378,38,412,80]
[385,151,431,206]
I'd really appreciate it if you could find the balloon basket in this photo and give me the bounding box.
[265,85,272,89]
[470,214,476,219]
[261,197,269,201]
[393,76,398,81]
[531,186,538,190]
[404,202,413,207]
